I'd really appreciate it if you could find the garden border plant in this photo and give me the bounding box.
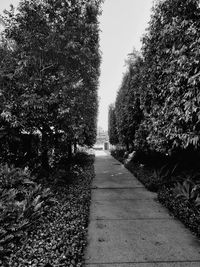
[0,151,95,267]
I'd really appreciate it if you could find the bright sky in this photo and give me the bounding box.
[0,0,154,131]
[98,0,153,130]
[0,0,19,13]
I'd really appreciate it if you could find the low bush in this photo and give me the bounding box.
[0,165,35,189]
[72,151,95,166]
[1,150,94,266]
[49,151,94,186]
[110,148,126,163]
[158,184,200,236]
[0,165,55,261]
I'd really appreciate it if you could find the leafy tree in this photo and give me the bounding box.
[142,0,200,152]
[112,0,200,155]
[0,0,102,169]
[114,50,143,150]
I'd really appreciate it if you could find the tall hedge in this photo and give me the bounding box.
[114,50,144,150]
[110,0,200,154]
[0,0,102,169]
[142,0,200,152]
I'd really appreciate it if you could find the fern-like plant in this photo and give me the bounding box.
[173,180,200,207]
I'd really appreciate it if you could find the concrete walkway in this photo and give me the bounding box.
[84,151,200,266]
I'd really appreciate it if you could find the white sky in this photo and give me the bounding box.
[0,0,19,13]
[98,0,153,130]
[0,0,154,131]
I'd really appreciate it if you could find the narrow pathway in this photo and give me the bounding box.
[84,151,200,266]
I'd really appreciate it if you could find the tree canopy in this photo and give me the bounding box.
[0,0,102,169]
[109,0,200,154]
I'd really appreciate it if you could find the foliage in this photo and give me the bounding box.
[110,147,126,163]
[0,164,34,189]
[71,151,95,166]
[141,0,200,152]
[0,0,102,170]
[109,0,200,155]
[158,185,200,237]
[173,180,200,207]
[114,50,143,150]
[108,104,119,145]
[0,165,54,260]
[2,152,94,266]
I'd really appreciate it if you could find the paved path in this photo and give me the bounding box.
[84,151,200,266]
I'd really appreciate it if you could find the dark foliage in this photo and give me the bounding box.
[0,165,55,262]
[0,152,94,266]
[108,104,119,145]
[110,147,126,164]
[0,0,103,171]
[109,0,200,156]
[158,186,200,237]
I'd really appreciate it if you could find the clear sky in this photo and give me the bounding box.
[0,0,154,131]
[98,0,153,130]
[0,0,19,13]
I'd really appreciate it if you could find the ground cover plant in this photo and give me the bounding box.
[158,181,200,237]
[0,151,94,267]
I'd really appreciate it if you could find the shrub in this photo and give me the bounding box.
[72,151,95,166]
[173,180,200,207]
[158,185,200,236]
[110,148,126,163]
[0,164,35,190]
[0,165,55,260]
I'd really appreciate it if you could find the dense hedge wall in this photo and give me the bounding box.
[109,0,200,155]
[0,0,102,170]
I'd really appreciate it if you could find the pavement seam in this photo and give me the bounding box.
[85,260,200,265]
[92,199,159,202]
[91,187,144,189]
[90,218,173,221]
[92,188,151,190]
[92,199,156,200]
